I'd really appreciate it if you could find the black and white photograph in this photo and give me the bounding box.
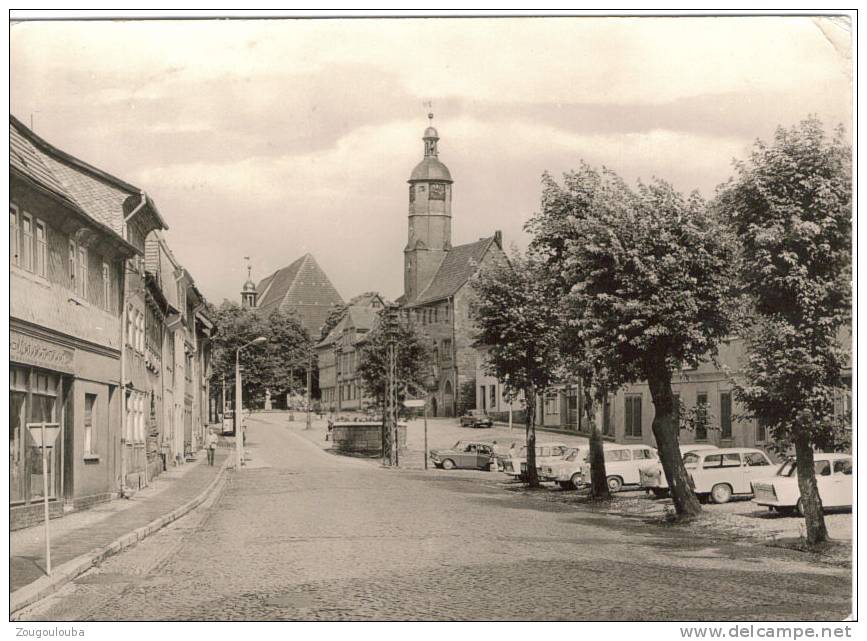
[7,9,855,630]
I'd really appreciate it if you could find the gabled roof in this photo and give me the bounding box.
[256,253,344,337]
[316,294,383,349]
[9,115,167,238]
[409,236,497,306]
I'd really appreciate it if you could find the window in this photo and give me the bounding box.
[35,220,47,277]
[544,392,558,415]
[442,339,452,358]
[490,385,496,409]
[695,393,709,441]
[69,239,77,285]
[756,418,767,443]
[814,460,831,477]
[633,448,656,460]
[20,212,33,271]
[833,459,852,475]
[720,392,732,439]
[721,453,742,467]
[444,305,450,321]
[77,245,88,298]
[10,205,20,266]
[84,394,96,456]
[625,395,642,437]
[102,263,111,311]
[434,308,438,323]
[137,311,145,353]
[744,452,769,467]
[604,449,632,462]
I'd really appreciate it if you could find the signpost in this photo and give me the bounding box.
[26,422,61,576]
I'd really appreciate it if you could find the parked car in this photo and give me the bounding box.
[459,410,494,428]
[538,446,590,488]
[572,443,659,492]
[501,442,571,479]
[752,453,852,516]
[684,447,773,503]
[430,441,495,470]
[639,444,719,497]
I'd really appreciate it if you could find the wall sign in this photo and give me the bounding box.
[429,183,446,200]
[10,331,75,373]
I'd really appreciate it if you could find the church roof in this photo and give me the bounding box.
[409,156,452,182]
[256,253,344,337]
[408,236,497,306]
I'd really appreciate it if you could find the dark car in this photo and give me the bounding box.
[459,409,493,428]
[430,441,495,470]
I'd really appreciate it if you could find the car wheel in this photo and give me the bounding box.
[441,459,456,470]
[710,483,733,504]
[607,476,623,493]
[651,488,669,499]
[571,473,583,490]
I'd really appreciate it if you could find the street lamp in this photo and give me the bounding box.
[235,336,267,469]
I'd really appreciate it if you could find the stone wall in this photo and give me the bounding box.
[331,422,407,453]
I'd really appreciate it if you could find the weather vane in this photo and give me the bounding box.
[244,256,251,280]
[425,100,434,122]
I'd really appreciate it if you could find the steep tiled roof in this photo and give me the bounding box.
[316,300,381,349]
[10,123,74,205]
[410,236,495,306]
[256,254,344,338]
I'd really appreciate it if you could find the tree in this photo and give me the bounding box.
[534,164,736,518]
[716,118,851,544]
[210,301,311,407]
[356,307,430,463]
[470,251,562,488]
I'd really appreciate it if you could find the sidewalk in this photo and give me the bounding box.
[11,446,230,602]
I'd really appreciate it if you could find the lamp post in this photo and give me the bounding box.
[235,336,267,469]
[305,348,312,430]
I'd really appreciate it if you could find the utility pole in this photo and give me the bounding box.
[384,304,400,466]
[305,349,312,430]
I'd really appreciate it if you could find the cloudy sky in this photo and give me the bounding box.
[11,16,852,304]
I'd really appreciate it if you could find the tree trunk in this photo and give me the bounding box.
[584,383,610,501]
[646,367,702,519]
[793,432,828,545]
[524,386,540,487]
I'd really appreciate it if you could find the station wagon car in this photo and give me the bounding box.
[752,453,852,516]
[430,441,495,470]
[571,443,658,492]
[684,447,773,503]
[501,443,571,479]
[639,444,719,497]
[459,410,493,428]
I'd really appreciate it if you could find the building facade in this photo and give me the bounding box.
[316,293,384,411]
[399,118,508,417]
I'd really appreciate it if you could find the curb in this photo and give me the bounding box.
[10,454,232,616]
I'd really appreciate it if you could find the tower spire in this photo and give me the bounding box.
[241,256,258,309]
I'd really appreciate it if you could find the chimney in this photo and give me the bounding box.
[493,230,503,248]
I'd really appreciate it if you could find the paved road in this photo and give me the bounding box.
[19,413,851,621]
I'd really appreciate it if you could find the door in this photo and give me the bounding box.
[814,459,834,506]
[742,451,772,494]
[476,446,493,470]
[628,448,656,485]
[826,458,853,507]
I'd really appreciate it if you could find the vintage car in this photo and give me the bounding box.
[430,441,495,470]
[570,443,659,492]
[538,446,590,488]
[501,442,571,479]
[459,410,494,428]
[638,444,719,497]
[684,447,773,503]
[752,453,852,516]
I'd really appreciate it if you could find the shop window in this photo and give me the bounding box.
[27,369,60,502]
[10,369,26,503]
[625,395,642,437]
[84,394,96,456]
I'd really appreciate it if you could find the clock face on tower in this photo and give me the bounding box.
[429,183,446,200]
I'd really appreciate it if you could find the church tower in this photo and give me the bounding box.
[241,258,258,309]
[404,113,453,302]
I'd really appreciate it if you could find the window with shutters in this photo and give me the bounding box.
[625,395,642,437]
[10,205,20,267]
[69,239,77,286]
[77,245,88,298]
[103,263,111,311]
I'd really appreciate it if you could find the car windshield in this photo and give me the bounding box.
[683,452,700,467]
[452,441,466,450]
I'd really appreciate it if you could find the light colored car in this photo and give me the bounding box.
[550,443,658,492]
[501,443,571,479]
[752,453,852,516]
[538,447,589,488]
[639,444,719,497]
[684,447,773,504]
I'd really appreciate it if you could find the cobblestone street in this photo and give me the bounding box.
[18,412,852,621]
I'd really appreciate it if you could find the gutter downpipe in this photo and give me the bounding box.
[119,192,147,496]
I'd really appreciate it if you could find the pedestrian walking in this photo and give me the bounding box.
[206,429,219,466]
